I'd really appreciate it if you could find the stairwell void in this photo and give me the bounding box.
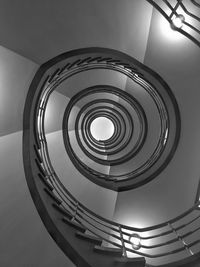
[22,1,200,265]
[23,39,200,267]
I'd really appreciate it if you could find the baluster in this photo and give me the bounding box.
[72,202,79,221]
[168,223,194,256]
[119,225,127,257]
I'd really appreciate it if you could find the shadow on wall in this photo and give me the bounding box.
[0,45,74,267]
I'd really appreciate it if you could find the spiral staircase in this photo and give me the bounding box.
[1,0,200,267]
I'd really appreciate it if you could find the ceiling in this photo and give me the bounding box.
[1,0,200,265]
[0,0,152,64]
[1,0,200,224]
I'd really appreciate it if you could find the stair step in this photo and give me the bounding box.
[52,203,73,219]
[62,217,86,232]
[34,144,43,163]
[76,231,102,245]
[35,158,47,177]
[43,188,62,205]
[94,245,122,256]
[115,257,146,266]
[38,173,54,191]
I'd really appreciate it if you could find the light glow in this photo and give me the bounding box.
[129,233,141,250]
[159,15,185,43]
[171,15,185,29]
[90,117,114,141]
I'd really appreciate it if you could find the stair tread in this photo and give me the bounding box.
[94,245,122,256]
[52,203,73,219]
[76,231,102,245]
[94,245,121,251]
[38,173,54,191]
[62,217,86,232]
[44,188,62,205]
[115,257,146,263]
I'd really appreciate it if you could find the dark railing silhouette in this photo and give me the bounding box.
[146,0,200,47]
[33,52,180,193]
[59,58,179,192]
[28,50,200,266]
[34,97,200,263]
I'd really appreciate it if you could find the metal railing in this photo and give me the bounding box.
[38,58,171,185]
[146,0,200,47]
[31,56,200,266]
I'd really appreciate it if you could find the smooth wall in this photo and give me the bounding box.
[0,45,74,267]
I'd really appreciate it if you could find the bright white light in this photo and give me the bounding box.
[171,15,185,29]
[159,15,185,42]
[90,117,114,141]
[129,233,141,250]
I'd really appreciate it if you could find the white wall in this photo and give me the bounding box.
[0,45,38,136]
[0,45,74,267]
[113,9,200,228]
[0,0,153,64]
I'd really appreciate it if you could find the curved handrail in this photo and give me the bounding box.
[35,61,199,262]
[24,48,200,266]
[146,0,200,47]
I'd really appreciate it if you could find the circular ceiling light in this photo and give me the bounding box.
[171,14,185,29]
[159,15,185,42]
[90,117,114,141]
[129,233,141,250]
